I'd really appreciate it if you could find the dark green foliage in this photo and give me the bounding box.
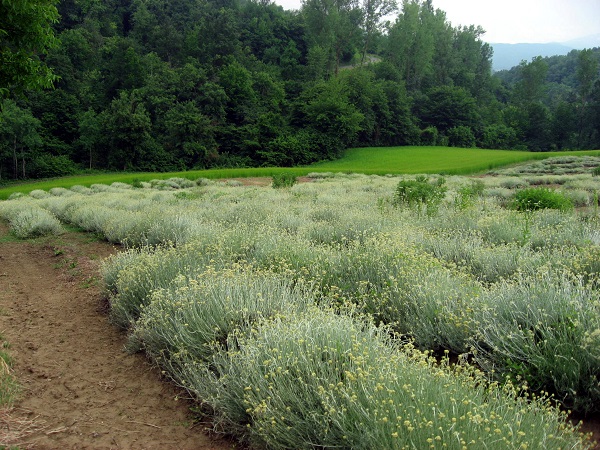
[447,126,476,148]
[29,154,78,178]
[259,131,318,167]
[271,172,297,188]
[420,126,438,145]
[393,175,447,214]
[417,86,479,134]
[593,166,600,177]
[480,124,518,150]
[512,187,573,212]
[0,0,597,179]
[0,0,60,97]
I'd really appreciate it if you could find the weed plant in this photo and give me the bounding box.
[101,230,262,327]
[101,243,222,328]
[500,178,529,189]
[393,175,447,215]
[49,187,76,197]
[0,336,19,406]
[272,173,297,188]
[29,189,51,199]
[512,187,573,212]
[69,185,93,195]
[0,199,64,238]
[454,179,485,210]
[9,209,64,238]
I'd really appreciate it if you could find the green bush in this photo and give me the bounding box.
[29,154,78,178]
[393,175,447,214]
[419,126,438,145]
[259,131,318,166]
[592,166,600,176]
[512,187,573,212]
[480,124,518,150]
[447,126,476,148]
[271,172,297,188]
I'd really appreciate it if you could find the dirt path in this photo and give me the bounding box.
[0,222,236,449]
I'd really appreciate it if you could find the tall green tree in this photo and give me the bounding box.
[302,77,364,154]
[386,0,434,91]
[76,108,102,169]
[0,100,42,179]
[0,0,60,96]
[513,56,548,105]
[576,49,599,147]
[303,0,363,75]
[417,85,478,134]
[360,0,396,64]
[102,91,166,170]
[162,101,217,169]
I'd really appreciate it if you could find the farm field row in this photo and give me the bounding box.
[1,146,600,200]
[1,156,599,448]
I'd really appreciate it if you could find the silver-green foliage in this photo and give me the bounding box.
[101,243,217,328]
[9,208,63,238]
[191,309,588,449]
[131,266,315,374]
[0,199,63,238]
[472,271,600,414]
[5,169,599,422]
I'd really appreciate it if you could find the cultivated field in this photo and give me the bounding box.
[1,155,600,449]
[1,146,599,200]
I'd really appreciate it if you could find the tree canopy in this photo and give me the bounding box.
[0,0,598,180]
[0,0,60,97]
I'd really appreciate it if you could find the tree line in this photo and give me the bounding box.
[1,0,599,180]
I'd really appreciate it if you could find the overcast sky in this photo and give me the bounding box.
[273,0,600,44]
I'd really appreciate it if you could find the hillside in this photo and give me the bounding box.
[491,43,574,71]
[1,0,599,182]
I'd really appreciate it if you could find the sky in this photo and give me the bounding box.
[272,0,600,44]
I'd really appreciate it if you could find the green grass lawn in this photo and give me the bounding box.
[310,146,600,174]
[1,146,599,200]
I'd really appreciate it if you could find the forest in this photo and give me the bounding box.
[1,0,599,180]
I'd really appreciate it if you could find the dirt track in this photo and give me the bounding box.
[0,222,235,449]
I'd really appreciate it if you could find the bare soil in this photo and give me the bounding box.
[0,222,236,450]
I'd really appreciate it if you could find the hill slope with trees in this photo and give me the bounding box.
[1,0,599,180]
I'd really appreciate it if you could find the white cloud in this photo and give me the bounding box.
[433,0,600,43]
[272,0,600,44]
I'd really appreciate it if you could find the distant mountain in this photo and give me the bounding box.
[491,43,574,71]
[564,33,600,50]
[490,34,600,71]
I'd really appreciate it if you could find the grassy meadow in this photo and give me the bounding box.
[311,147,600,174]
[1,155,600,448]
[1,146,599,200]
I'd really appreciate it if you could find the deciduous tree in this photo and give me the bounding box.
[0,0,60,97]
